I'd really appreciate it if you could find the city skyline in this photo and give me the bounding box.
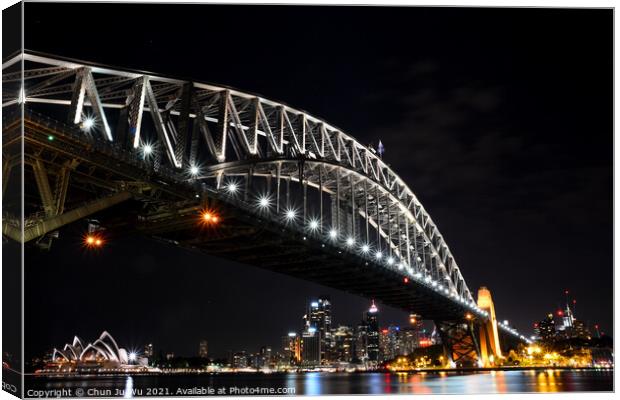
[20,4,612,364]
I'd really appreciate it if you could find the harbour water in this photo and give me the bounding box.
[25,369,613,396]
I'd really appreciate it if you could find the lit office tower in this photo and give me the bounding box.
[301,328,321,367]
[537,313,557,342]
[282,333,301,365]
[366,300,380,364]
[355,323,369,362]
[379,325,403,361]
[332,325,355,363]
[199,340,208,358]
[304,298,332,363]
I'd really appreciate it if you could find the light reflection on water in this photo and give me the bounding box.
[28,370,613,396]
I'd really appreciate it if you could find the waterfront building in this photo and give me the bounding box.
[355,322,369,362]
[49,332,150,372]
[401,326,420,355]
[301,328,321,367]
[332,325,355,363]
[231,351,248,369]
[199,340,208,358]
[304,298,332,363]
[282,333,301,365]
[379,325,406,361]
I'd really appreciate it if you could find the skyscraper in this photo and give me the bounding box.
[355,322,369,362]
[282,333,301,365]
[332,325,355,363]
[366,300,380,364]
[301,327,321,367]
[198,340,208,358]
[304,298,332,363]
[537,313,556,342]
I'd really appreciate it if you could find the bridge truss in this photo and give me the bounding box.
[2,51,530,354]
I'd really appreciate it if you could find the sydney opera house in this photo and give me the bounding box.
[46,331,149,372]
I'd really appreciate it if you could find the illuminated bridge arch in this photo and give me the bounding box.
[2,51,530,346]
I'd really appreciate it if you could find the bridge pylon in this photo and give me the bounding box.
[477,286,503,367]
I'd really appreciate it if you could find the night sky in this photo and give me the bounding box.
[23,4,612,360]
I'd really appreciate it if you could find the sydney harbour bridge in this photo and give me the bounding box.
[3,51,530,367]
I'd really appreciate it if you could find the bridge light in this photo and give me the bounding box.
[143,144,153,155]
[465,313,473,320]
[285,209,297,221]
[226,182,238,193]
[375,251,382,260]
[387,257,394,265]
[403,277,409,284]
[361,244,370,253]
[84,234,104,248]
[201,211,220,224]
[397,263,404,270]
[189,165,199,176]
[503,320,509,326]
[346,237,355,246]
[329,229,338,239]
[258,196,270,208]
[309,219,319,231]
[82,116,95,131]
[47,135,55,141]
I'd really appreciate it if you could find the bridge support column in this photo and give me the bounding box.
[435,320,481,368]
[477,286,503,367]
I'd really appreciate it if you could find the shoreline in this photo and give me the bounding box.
[27,366,614,378]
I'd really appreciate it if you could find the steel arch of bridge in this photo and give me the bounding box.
[3,51,530,343]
